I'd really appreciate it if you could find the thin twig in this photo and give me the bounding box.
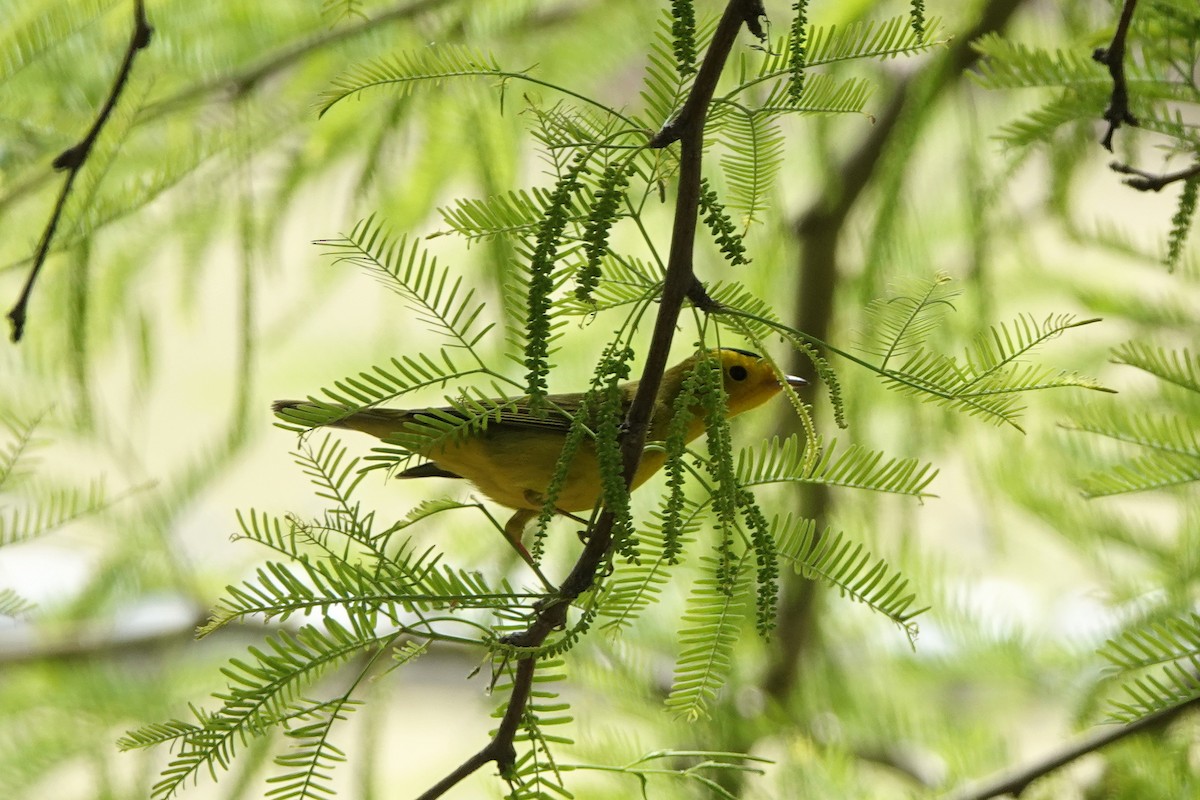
[1092,0,1139,152]
[1110,159,1200,191]
[414,2,766,797]
[945,697,1200,800]
[6,0,152,342]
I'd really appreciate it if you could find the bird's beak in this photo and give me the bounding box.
[784,374,808,389]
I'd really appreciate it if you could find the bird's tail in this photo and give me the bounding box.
[271,400,415,440]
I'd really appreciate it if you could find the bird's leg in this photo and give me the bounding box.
[503,508,538,565]
[501,509,553,590]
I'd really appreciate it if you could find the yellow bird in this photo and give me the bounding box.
[273,348,804,557]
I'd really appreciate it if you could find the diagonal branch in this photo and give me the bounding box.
[1092,0,1139,152]
[414,2,766,797]
[946,696,1200,800]
[5,0,153,343]
[145,0,454,115]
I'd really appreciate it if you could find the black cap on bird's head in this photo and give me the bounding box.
[720,347,766,361]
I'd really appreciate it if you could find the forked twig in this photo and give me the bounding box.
[6,0,153,342]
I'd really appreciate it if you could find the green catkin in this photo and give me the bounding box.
[909,0,927,43]
[739,491,779,637]
[592,345,639,562]
[1167,176,1199,271]
[697,353,739,593]
[698,178,749,266]
[788,1,809,102]
[525,154,589,408]
[670,0,697,77]
[660,361,706,564]
[530,396,593,562]
[576,163,630,303]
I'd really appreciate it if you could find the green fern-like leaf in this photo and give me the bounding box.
[208,477,521,635]
[0,0,121,83]
[373,497,490,548]
[971,34,1107,90]
[319,45,505,116]
[319,216,495,352]
[0,410,45,489]
[737,435,938,498]
[557,256,661,317]
[773,515,925,641]
[713,109,785,231]
[758,73,875,117]
[121,619,391,800]
[859,272,958,368]
[1066,400,1200,498]
[1113,342,1200,394]
[993,88,1110,147]
[435,187,591,243]
[1102,613,1200,673]
[665,555,749,720]
[599,506,702,633]
[0,588,33,617]
[267,697,359,800]
[1078,451,1200,497]
[494,658,574,798]
[1100,613,1200,722]
[0,480,110,547]
[749,15,944,85]
[638,15,695,128]
[882,313,1110,431]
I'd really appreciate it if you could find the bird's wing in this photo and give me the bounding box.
[408,393,588,435]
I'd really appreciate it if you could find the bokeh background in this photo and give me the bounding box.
[2,1,1197,798]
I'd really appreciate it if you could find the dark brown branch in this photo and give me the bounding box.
[415,656,535,800]
[416,2,764,796]
[6,0,152,342]
[946,697,1200,800]
[1110,159,1200,191]
[1093,0,1139,152]
[649,1,766,148]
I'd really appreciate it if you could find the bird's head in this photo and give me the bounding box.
[711,348,807,417]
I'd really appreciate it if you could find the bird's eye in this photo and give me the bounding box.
[729,365,748,381]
